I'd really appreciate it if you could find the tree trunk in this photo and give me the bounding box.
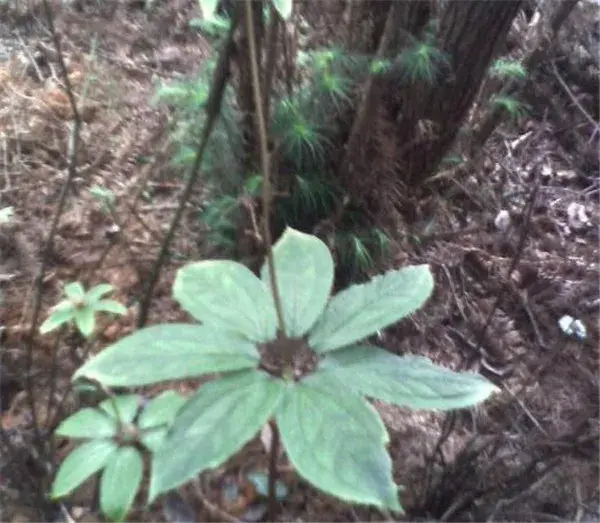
[341,0,435,200]
[382,0,523,185]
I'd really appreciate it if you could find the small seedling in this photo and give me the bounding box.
[489,58,527,80]
[394,39,450,86]
[89,185,116,213]
[40,282,128,338]
[371,59,391,75]
[64,228,498,521]
[490,95,530,121]
[52,391,187,522]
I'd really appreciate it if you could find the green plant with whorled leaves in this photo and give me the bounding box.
[392,21,450,86]
[40,282,127,338]
[53,228,498,521]
[51,391,186,522]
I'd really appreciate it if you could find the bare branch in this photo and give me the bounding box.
[137,6,240,328]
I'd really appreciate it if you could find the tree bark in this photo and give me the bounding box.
[383,0,523,185]
[471,0,580,152]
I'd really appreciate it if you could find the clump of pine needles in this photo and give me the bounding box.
[156,34,391,283]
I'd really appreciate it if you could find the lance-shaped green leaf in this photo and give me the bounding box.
[51,439,119,499]
[87,284,116,302]
[92,300,128,316]
[261,228,334,337]
[138,391,188,453]
[275,373,402,512]
[139,391,187,430]
[55,408,118,439]
[65,281,86,300]
[149,370,284,501]
[74,306,96,338]
[309,265,434,353]
[100,446,144,522]
[40,302,75,334]
[99,395,142,424]
[73,324,260,387]
[173,261,278,342]
[319,345,500,410]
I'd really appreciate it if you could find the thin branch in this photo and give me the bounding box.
[281,20,295,98]
[551,60,599,132]
[344,0,359,50]
[244,0,287,336]
[472,180,540,366]
[192,478,240,523]
[267,418,281,520]
[263,4,279,122]
[24,0,83,445]
[137,8,240,328]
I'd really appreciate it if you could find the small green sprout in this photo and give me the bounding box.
[51,391,187,522]
[273,98,330,168]
[489,58,527,79]
[490,94,530,121]
[89,185,116,213]
[370,59,391,75]
[66,228,499,518]
[394,40,450,85]
[40,282,128,338]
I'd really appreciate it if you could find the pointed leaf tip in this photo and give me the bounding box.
[309,265,434,352]
[276,374,402,511]
[51,440,118,499]
[320,346,499,410]
[173,260,278,342]
[73,324,260,388]
[262,228,334,337]
[86,283,115,302]
[100,446,144,522]
[55,408,118,439]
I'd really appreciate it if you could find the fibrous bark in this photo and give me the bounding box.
[384,0,523,185]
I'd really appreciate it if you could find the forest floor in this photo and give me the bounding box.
[0,2,598,522]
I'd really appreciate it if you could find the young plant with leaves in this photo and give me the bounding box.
[52,391,186,521]
[57,228,498,521]
[489,94,530,122]
[40,282,127,338]
[89,185,116,214]
[392,21,450,86]
[488,58,527,80]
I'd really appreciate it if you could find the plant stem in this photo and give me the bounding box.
[267,419,281,521]
[245,2,286,520]
[137,8,239,328]
[244,0,287,337]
